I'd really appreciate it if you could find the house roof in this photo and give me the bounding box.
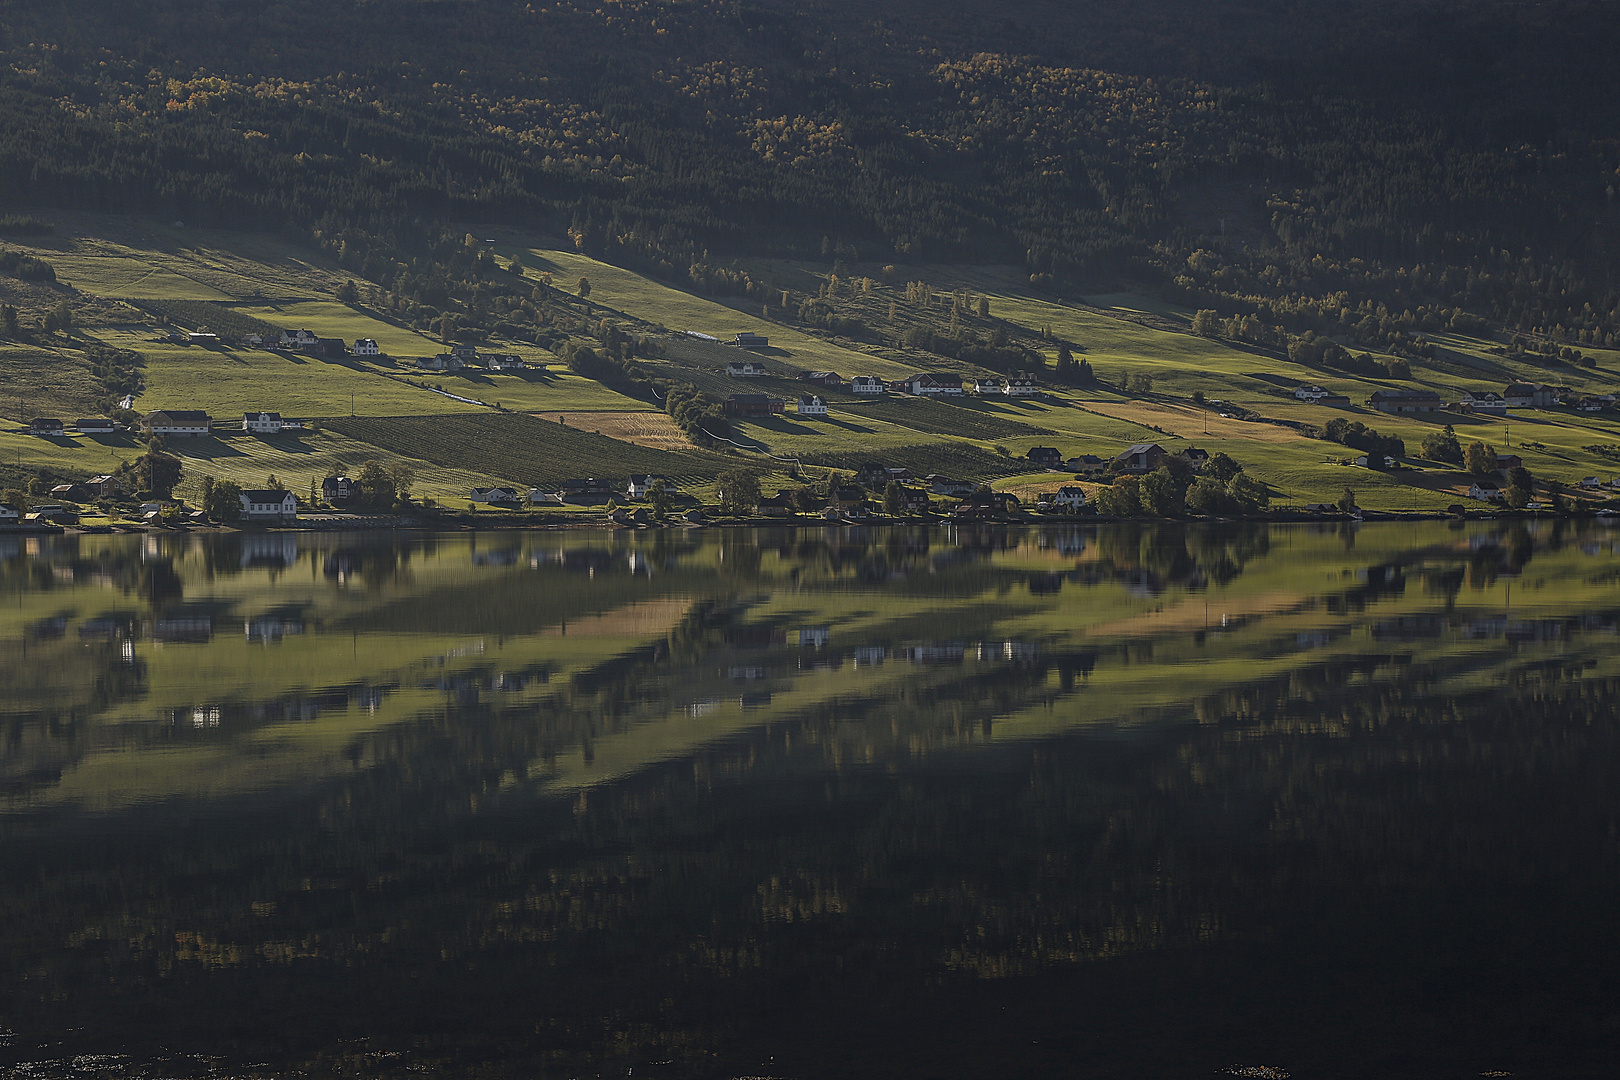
[245,411,283,420]
[1369,389,1440,400]
[148,410,211,421]
[241,489,294,501]
[805,370,841,379]
[1117,442,1168,458]
[1472,481,1501,491]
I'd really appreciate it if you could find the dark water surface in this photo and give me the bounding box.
[2,523,1620,1079]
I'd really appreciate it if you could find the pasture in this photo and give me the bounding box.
[323,413,742,487]
[94,329,473,419]
[520,247,919,381]
[0,342,109,422]
[419,368,651,412]
[225,300,444,358]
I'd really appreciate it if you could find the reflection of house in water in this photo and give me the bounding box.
[79,617,131,640]
[725,625,788,647]
[1505,620,1569,644]
[559,548,616,574]
[245,616,306,642]
[29,616,67,639]
[1371,616,1444,640]
[729,665,767,680]
[1293,629,1345,650]
[739,692,773,710]
[795,627,830,648]
[1116,569,1162,598]
[353,686,388,714]
[150,615,213,643]
[1462,617,1508,640]
[895,643,966,664]
[240,534,299,570]
[1028,572,1064,595]
[172,706,222,729]
[978,641,1039,662]
[688,699,721,718]
[422,675,482,705]
[1038,530,1088,556]
[852,645,886,667]
[493,671,540,691]
[472,547,521,567]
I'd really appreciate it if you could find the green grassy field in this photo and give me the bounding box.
[225,300,444,358]
[0,342,108,422]
[94,329,477,419]
[521,247,921,381]
[6,216,1620,512]
[323,412,743,488]
[417,367,653,412]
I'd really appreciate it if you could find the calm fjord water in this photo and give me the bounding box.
[2,523,1619,1079]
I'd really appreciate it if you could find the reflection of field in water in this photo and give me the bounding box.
[3,523,1620,1079]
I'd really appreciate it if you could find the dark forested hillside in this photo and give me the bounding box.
[0,0,1618,345]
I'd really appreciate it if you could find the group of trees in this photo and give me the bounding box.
[1095,453,1270,517]
[1323,417,1405,467]
[0,0,1611,362]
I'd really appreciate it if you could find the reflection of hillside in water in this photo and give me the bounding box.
[2,523,1620,1074]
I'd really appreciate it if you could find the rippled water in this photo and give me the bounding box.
[2,522,1619,1078]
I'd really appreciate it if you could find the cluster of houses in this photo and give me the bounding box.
[723,363,1041,399]
[467,474,683,507]
[1342,383,1618,416]
[28,411,305,438]
[416,343,536,373]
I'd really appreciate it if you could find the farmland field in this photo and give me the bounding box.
[531,410,692,450]
[226,300,445,358]
[1080,400,1305,442]
[419,368,650,412]
[0,343,109,422]
[324,413,741,487]
[93,329,473,419]
[164,430,501,504]
[520,248,920,381]
[841,395,1054,438]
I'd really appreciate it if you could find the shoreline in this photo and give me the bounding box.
[12,506,1602,537]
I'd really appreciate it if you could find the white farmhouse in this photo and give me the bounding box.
[353,338,380,357]
[238,489,298,521]
[242,411,284,433]
[1052,486,1088,510]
